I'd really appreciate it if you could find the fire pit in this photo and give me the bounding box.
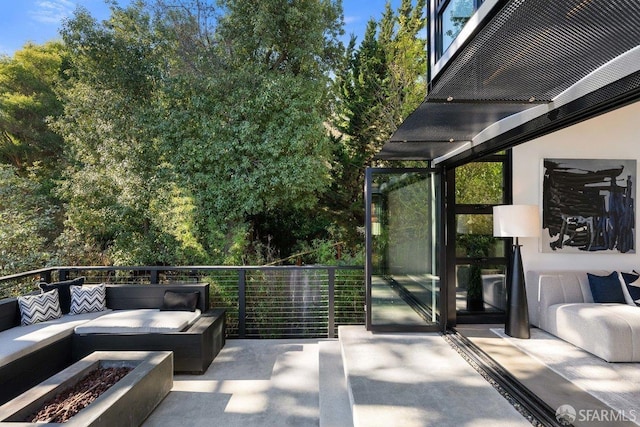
[0,351,172,426]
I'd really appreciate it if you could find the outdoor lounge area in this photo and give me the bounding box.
[1,320,639,426]
[0,0,639,425]
[2,326,630,427]
[1,265,640,426]
[0,279,226,406]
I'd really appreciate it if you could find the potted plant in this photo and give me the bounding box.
[457,233,493,311]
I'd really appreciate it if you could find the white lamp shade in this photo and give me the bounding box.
[493,205,540,237]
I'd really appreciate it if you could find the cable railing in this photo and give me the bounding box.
[0,265,365,339]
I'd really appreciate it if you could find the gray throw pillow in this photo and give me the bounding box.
[18,289,63,326]
[70,283,106,314]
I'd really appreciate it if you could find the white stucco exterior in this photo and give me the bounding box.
[512,101,640,272]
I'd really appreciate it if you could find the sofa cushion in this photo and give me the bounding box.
[39,277,85,314]
[526,270,604,328]
[74,309,201,334]
[70,284,106,315]
[587,271,625,303]
[547,303,640,362]
[160,291,199,312]
[0,310,110,367]
[18,290,63,326]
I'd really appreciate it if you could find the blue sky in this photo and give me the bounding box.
[0,0,403,57]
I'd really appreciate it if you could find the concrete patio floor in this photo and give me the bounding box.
[143,326,532,427]
[143,339,322,427]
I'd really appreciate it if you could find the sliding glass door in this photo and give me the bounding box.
[365,168,443,331]
[451,154,510,324]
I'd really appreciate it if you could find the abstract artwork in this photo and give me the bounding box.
[542,158,636,253]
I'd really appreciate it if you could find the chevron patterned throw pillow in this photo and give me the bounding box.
[18,289,63,326]
[70,283,106,315]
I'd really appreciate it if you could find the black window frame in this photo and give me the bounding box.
[434,0,484,59]
[445,150,512,326]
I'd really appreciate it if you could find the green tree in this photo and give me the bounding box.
[0,41,68,173]
[455,161,504,205]
[329,0,427,249]
[0,164,58,274]
[0,42,72,267]
[54,0,345,265]
[54,4,192,265]
[211,0,342,261]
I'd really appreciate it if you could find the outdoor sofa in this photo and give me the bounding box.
[526,270,640,362]
[0,282,225,405]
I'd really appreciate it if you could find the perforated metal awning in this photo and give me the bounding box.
[379,101,536,160]
[379,0,640,164]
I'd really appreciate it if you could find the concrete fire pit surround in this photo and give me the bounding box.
[0,351,173,426]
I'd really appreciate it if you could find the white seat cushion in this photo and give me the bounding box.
[74,309,201,334]
[0,310,111,367]
[547,303,640,362]
[526,270,606,328]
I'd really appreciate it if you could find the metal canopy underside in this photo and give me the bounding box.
[379,101,535,159]
[380,0,640,163]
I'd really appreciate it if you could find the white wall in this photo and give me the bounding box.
[512,101,640,273]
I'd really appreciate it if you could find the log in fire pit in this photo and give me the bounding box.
[0,351,172,426]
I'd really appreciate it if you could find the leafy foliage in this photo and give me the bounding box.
[0,0,430,268]
[51,0,344,266]
[455,161,504,205]
[0,42,68,173]
[53,5,176,265]
[0,42,71,271]
[328,0,427,248]
[0,164,58,274]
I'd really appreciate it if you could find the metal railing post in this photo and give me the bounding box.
[328,267,335,338]
[150,269,159,284]
[238,269,246,338]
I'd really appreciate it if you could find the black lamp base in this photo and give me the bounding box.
[505,243,530,339]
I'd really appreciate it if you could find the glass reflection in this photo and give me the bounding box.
[456,264,506,313]
[370,172,440,326]
[441,0,474,54]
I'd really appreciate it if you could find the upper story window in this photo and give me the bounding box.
[436,0,483,58]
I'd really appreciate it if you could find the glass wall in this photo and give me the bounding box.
[366,169,441,330]
[453,156,509,319]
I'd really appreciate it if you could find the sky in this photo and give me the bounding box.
[0,0,403,57]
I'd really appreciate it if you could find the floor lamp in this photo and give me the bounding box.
[493,205,540,339]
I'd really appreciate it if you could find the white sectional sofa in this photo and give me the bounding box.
[526,270,640,362]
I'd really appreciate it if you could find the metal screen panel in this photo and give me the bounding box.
[430,0,640,102]
[388,101,534,143]
[380,0,640,161]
